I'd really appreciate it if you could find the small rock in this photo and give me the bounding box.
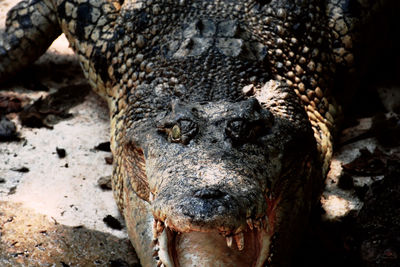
[11,166,29,173]
[98,176,112,190]
[0,116,19,141]
[94,142,111,152]
[0,178,5,183]
[242,84,254,95]
[105,156,113,165]
[8,186,17,195]
[56,147,66,158]
[103,215,123,230]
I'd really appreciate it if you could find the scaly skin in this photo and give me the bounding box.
[0,0,395,266]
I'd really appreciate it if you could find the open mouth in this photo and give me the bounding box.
[152,217,272,267]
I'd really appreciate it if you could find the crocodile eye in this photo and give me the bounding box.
[160,119,198,145]
[226,119,250,142]
[171,125,181,142]
[226,117,271,144]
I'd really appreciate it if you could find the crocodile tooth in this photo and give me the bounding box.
[153,219,158,239]
[234,232,245,251]
[246,218,254,230]
[158,227,174,267]
[150,192,155,202]
[226,236,233,248]
[157,220,165,234]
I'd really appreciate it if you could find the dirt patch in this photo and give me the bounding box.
[0,202,139,267]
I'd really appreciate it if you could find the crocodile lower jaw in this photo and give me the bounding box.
[153,219,271,267]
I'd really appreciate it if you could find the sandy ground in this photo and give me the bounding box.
[1,1,400,266]
[0,1,138,266]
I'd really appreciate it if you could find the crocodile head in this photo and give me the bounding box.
[118,81,320,266]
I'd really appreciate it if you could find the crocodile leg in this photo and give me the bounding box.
[0,0,60,82]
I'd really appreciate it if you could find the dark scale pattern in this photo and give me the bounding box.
[0,0,60,78]
[75,3,95,39]
[248,2,335,106]
[0,0,395,266]
[117,2,276,119]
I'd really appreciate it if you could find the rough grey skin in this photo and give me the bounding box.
[0,0,395,266]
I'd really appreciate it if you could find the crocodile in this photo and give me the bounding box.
[0,0,396,266]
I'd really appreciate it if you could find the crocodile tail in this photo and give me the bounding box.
[0,0,60,83]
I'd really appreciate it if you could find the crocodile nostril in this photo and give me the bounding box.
[194,188,226,200]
